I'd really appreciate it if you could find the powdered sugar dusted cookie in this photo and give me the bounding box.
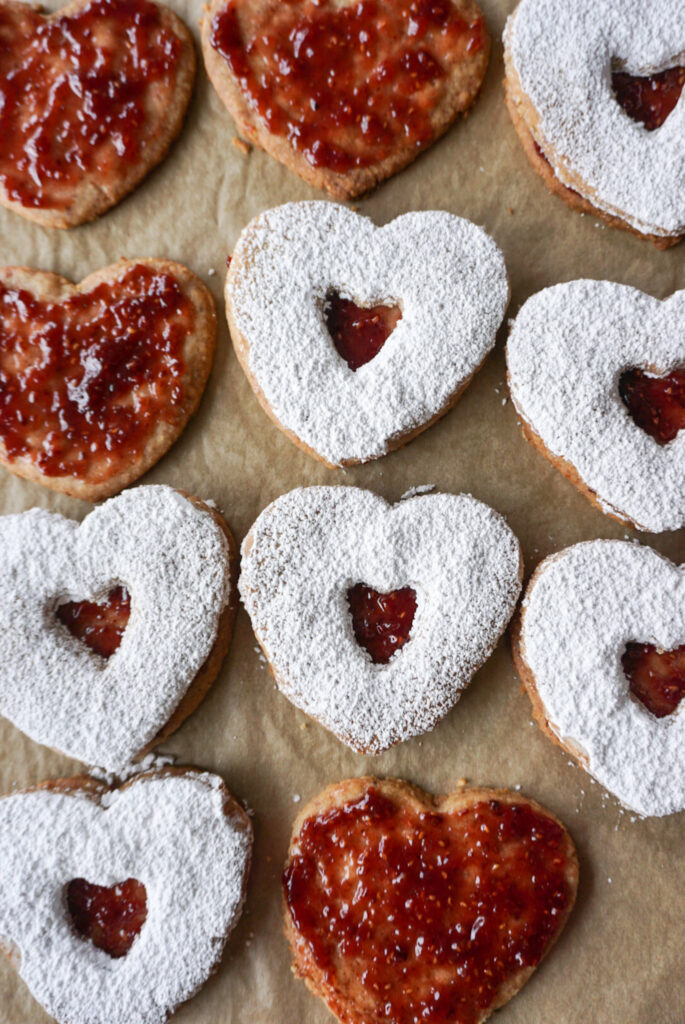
[226,202,509,467]
[0,486,237,770]
[0,767,252,1024]
[504,0,685,246]
[512,540,685,817]
[507,281,685,533]
[239,486,522,753]
[202,0,490,200]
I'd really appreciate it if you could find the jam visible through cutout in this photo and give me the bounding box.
[0,264,193,481]
[210,0,485,172]
[619,368,685,445]
[66,877,147,958]
[347,584,417,663]
[622,642,685,718]
[0,0,184,209]
[612,66,685,131]
[324,293,402,371]
[284,787,574,1024]
[57,586,131,659]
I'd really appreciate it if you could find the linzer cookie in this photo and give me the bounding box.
[506,281,685,533]
[0,0,195,228]
[0,259,215,500]
[201,0,490,198]
[226,202,509,467]
[504,0,685,247]
[0,485,237,770]
[283,776,578,1024]
[0,767,252,1024]
[512,540,685,817]
[239,486,522,753]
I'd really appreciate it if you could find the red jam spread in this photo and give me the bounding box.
[0,264,193,481]
[613,66,685,132]
[284,787,574,1024]
[623,642,685,718]
[0,0,183,209]
[66,877,147,958]
[619,368,685,445]
[210,0,485,172]
[324,293,402,370]
[57,586,131,659]
[347,585,417,663]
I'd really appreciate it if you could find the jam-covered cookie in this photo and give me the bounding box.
[0,0,196,228]
[0,258,215,500]
[0,767,252,1024]
[0,485,237,770]
[284,776,578,1024]
[512,540,685,817]
[226,202,509,467]
[506,280,685,533]
[202,0,490,199]
[239,486,522,753]
[504,0,684,247]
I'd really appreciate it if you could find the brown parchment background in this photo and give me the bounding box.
[1,0,684,1021]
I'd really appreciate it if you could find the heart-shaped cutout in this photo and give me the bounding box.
[66,877,147,958]
[239,486,522,753]
[57,586,131,660]
[0,486,237,770]
[284,777,578,1024]
[202,0,490,199]
[324,293,402,371]
[0,0,196,228]
[504,0,685,242]
[507,280,685,532]
[512,539,685,816]
[622,641,685,718]
[0,259,216,501]
[227,203,509,467]
[0,768,252,1024]
[347,583,417,663]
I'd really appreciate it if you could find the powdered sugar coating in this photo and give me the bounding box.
[0,486,232,770]
[226,202,509,465]
[507,281,685,533]
[239,486,522,753]
[505,0,685,237]
[0,770,252,1024]
[519,541,685,817]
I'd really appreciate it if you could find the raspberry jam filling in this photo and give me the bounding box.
[210,0,485,172]
[0,0,183,209]
[57,586,131,659]
[622,642,685,718]
[284,787,574,1024]
[66,877,147,958]
[324,293,402,371]
[347,584,417,663]
[612,66,685,131]
[0,264,193,481]
[619,368,685,445]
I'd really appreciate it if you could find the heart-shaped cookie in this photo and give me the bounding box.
[0,0,195,228]
[0,767,252,1024]
[239,486,522,753]
[0,258,216,500]
[226,203,509,467]
[284,776,578,1024]
[506,280,685,533]
[0,485,237,770]
[504,0,685,245]
[512,539,685,817]
[201,0,490,199]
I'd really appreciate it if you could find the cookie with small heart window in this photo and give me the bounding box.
[0,766,252,1024]
[239,485,522,753]
[283,776,578,1024]
[225,202,509,467]
[504,0,685,247]
[0,485,237,770]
